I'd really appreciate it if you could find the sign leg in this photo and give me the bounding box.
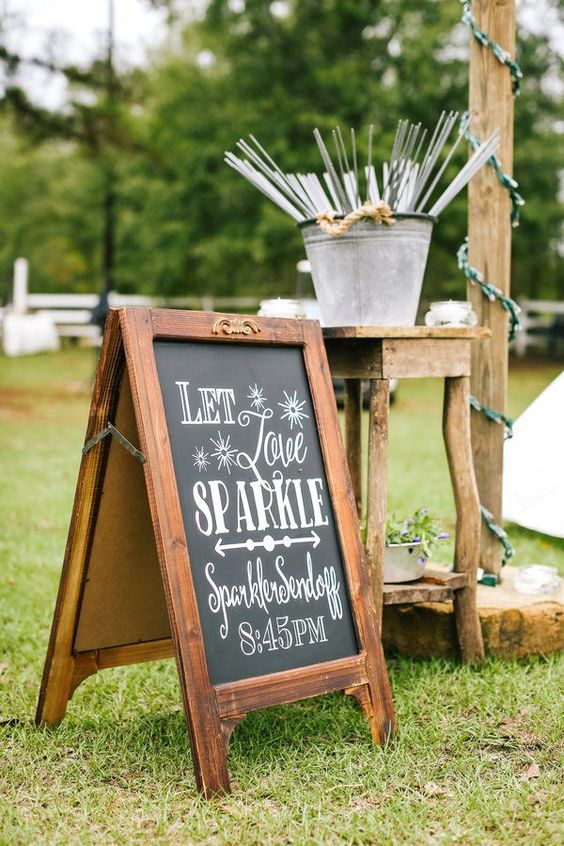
[37,309,125,726]
[36,577,80,726]
[345,682,395,744]
[174,660,233,797]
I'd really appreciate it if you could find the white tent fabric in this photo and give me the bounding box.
[503,371,564,538]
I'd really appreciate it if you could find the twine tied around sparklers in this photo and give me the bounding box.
[316,201,395,237]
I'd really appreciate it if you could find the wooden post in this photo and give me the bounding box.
[13,258,29,315]
[467,0,515,576]
[344,379,362,517]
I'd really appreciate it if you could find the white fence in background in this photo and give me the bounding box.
[8,259,563,356]
[5,261,260,345]
[514,298,564,357]
[21,293,261,344]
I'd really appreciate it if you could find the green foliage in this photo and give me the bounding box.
[0,1,562,300]
[385,508,448,560]
[0,119,103,301]
[1,350,563,843]
[511,28,564,300]
[130,0,469,296]
[360,507,448,559]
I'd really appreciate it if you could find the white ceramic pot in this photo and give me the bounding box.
[384,542,426,584]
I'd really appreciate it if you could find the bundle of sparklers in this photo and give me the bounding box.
[225,112,499,223]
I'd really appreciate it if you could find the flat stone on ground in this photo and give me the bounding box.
[382,565,564,660]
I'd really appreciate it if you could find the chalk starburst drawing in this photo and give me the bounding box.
[278,389,309,430]
[192,446,210,472]
[247,383,267,411]
[210,431,238,474]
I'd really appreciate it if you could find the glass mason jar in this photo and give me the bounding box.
[258,298,306,319]
[424,300,478,328]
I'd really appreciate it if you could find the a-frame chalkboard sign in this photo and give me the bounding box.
[37,308,395,796]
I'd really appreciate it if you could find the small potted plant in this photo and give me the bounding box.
[383,508,448,583]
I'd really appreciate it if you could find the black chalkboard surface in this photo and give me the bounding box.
[155,340,358,684]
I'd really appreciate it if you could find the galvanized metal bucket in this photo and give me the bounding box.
[300,213,435,327]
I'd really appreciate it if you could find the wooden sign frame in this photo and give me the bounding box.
[37,307,395,796]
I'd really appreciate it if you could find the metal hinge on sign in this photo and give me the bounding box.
[82,422,146,463]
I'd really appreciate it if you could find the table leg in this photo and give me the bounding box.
[443,376,485,663]
[365,379,389,631]
[344,379,362,517]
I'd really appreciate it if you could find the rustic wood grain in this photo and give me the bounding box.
[323,326,490,340]
[365,380,390,633]
[383,585,564,661]
[152,307,307,345]
[381,339,471,379]
[323,330,485,665]
[443,377,485,663]
[71,639,175,695]
[215,654,368,717]
[343,683,393,739]
[121,307,232,797]
[73,371,170,652]
[383,571,468,606]
[325,339,383,379]
[344,379,363,516]
[220,715,246,756]
[468,0,515,575]
[325,337,477,380]
[301,321,396,743]
[36,310,124,727]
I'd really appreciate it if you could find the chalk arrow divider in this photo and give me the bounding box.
[214,530,321,557]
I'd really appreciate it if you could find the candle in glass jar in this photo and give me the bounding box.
[257,298,306,319]
[424,300,478,328]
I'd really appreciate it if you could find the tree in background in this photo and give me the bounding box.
[0,0,562,303]
[0,122,102,297]
[0,0,148,301]
[121,0,469,298]
[511,25,564,299]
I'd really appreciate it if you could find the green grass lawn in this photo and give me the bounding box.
[1,348,563,845]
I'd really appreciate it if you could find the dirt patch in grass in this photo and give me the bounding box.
[0,383,89,422]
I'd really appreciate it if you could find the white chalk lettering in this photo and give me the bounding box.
[204,552,343,638]
[307,478,329,526]
[236,481,256,533]
[193,480,213,535]
[176,381,236,425]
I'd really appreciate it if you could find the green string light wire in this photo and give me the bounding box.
[457,2,524,565]
[455,5,525,343]
[461,116,525,227]
[460,0,523,95]
[469,395,514,439]
[480,507,516,565]
[457,240,521,342]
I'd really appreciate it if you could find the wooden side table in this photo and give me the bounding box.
[323,326,489,664]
